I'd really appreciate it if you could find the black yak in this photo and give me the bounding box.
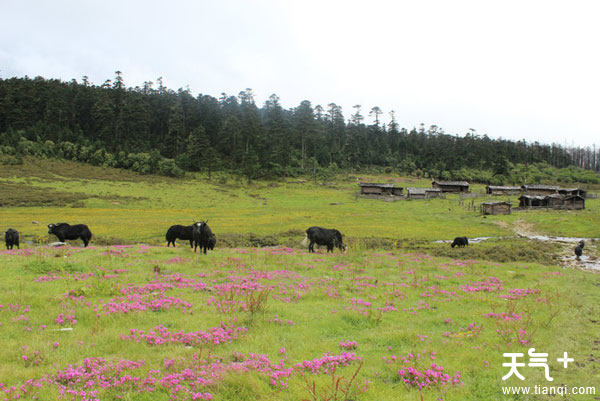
[451,236,469,248]
[575,240,584,260]
[193,221,214,254]
[166,224,194,248]
[306,226,346,253]
[48,223,92,247]
[207,233,216,250]
[5,228,19,249]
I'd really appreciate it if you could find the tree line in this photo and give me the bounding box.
[568,145,600,173]
[0,73,595,183]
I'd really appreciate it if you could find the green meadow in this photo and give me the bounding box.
[1,158,599,245]
[0,158,599,400]
[1,245,598,400]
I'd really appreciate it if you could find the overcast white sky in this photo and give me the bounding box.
[1,0,599,146]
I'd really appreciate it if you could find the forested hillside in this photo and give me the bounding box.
[1,73,598,182]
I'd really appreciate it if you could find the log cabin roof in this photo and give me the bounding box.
[358,182,402,189]
[519,195,548,200]
[486,185,521,190]
[432,181,469,187]
[407,187,442,194]
[521,184,559,190]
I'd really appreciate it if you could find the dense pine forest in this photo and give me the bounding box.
[1,73,598,183]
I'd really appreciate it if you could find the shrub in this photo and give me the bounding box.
[158,158,184,177]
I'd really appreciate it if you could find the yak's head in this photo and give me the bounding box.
[48,224,55,234]
[334,230,346,252]
[193,221,209,234]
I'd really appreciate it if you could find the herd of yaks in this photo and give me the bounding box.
[2,222,349,254]
[3,221,472,254]
[3,223,586,259]
[3,222,216,255]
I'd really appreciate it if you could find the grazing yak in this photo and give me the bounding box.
[574,240,584,260]
[193,221,214,254]
[451,236,469,248]
[305,226,346,253]
[207,233,217,250]
[166,224,195,248]
[48,223,92,247]
[5,228,19,249]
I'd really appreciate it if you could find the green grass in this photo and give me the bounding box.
[0,245,597,400]
[1,158,598,246]
[0,157,598,400]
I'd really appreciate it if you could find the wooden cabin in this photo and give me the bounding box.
[519,195,549,208]
[545,194,565,208]
[359,183,403,196]
[485,185,522,196]
[406,187,442,199]
[481,201,511,215]
[518,194,585,210]
[521,185,559,196]
[563,195,585,210]
[432,181,469,193]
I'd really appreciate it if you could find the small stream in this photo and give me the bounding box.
[433,236,500,244]
[435,234,600,271]
[561,254,600,271]
[517,234,599,243]
[517,233,600,271]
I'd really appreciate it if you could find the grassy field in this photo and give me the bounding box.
[0,158,599,400]
[1,158,599,246]
[0,245,598,400]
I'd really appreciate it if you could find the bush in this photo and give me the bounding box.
[102,152,117,168]
[90,149,105,166]
[0,154,23,165]
[77,145,93,162]
[58,141,77,159]
[129,152,152,174]
[158,158,184,177]
[0,145,16,155]
[18,138,44,156]
[42,140,56,156]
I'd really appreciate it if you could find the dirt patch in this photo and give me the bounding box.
[248,193,268,205]
[513,219,539,237]
[493,220,510,229]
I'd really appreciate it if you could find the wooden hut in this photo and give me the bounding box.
[481,201,511,215]
[485,185,522,195]
[521,185,559,195]
[407,187,427,199]
[545,194,565,208]
[425,188,442,198]
[407,187,442,199]
[558,188,587,198]
[518,195,549,208]
[432,181,469,193]
[359,183,403,196]
[563,195,585,210]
